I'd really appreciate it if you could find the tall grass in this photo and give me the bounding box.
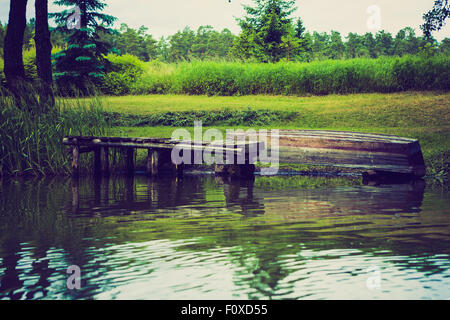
[0,87,109,176]
[2,54,449,96]
[123,55,449,96]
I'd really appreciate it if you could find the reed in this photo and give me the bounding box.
[0,86,109,176]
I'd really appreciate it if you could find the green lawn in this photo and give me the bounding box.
[95,91,447,118]
[79,91,449,178]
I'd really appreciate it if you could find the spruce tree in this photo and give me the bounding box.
[50,0,116,94]
[234,0,296,62]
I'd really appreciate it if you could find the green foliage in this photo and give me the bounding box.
[234,0,297,62]
[439,38,450,53]
[131,60,175,94]
[23,48,38,81]
[100,24,158,62]
[0,57,4,87]
[0,87,109,176]
[393,54,450,90]
[104,108,296,127]
[421,0,449,39]
[0,21,6,58]
[101,54,146,95]
[96,54,449,96]
[20,47,64,83]
[50,0,117,95]
[254,175,362,190]
[113,55,446,96]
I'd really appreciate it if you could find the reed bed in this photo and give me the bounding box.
[0,88,109,176]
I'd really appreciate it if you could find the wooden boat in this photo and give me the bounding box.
[229,130,426,178]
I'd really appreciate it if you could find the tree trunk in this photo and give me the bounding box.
[3,0,28,99]
[35,0,55,110]
[79,2,87,28]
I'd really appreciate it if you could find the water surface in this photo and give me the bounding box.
[0,174,449,300]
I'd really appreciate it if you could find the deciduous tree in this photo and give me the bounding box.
[421,0,449,39]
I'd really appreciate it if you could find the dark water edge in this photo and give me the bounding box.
[0,173,449,300]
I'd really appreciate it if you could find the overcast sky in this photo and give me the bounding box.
[0,0,449,40]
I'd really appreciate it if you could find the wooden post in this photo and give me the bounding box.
[101,147,109,175]
[126,148,134,175]
[72,145,80,177]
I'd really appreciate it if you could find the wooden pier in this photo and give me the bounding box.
[63,136,264,177]
[64,130,426,179]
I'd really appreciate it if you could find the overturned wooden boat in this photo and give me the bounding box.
[229,130,426,178]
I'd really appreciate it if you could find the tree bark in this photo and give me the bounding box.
[4,0,28,98]
[35,0,55,110]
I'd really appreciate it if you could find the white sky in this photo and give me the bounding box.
[0,0,449,40]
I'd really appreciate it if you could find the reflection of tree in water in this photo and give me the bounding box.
[201,179,442,298]
[0,179,70,299]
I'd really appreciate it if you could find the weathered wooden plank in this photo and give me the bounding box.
[275,130,417,142]
[63,136,263,153]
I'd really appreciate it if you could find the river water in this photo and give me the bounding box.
[0,174,449,300]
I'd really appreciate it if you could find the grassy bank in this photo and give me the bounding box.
[87,91,449,179]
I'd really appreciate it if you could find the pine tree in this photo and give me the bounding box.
[234,0,297,62]
[294,18,305,39]
[50,0,116,94]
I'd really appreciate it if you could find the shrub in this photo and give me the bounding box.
[101,54,146,95]
[103,108,297,127]
[23,48,38,81]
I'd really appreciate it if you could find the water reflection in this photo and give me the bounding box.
[69,175,426,220]
[0,175,448,299]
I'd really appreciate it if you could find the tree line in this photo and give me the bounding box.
[2,21,449,64]
[1,0,449,101]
